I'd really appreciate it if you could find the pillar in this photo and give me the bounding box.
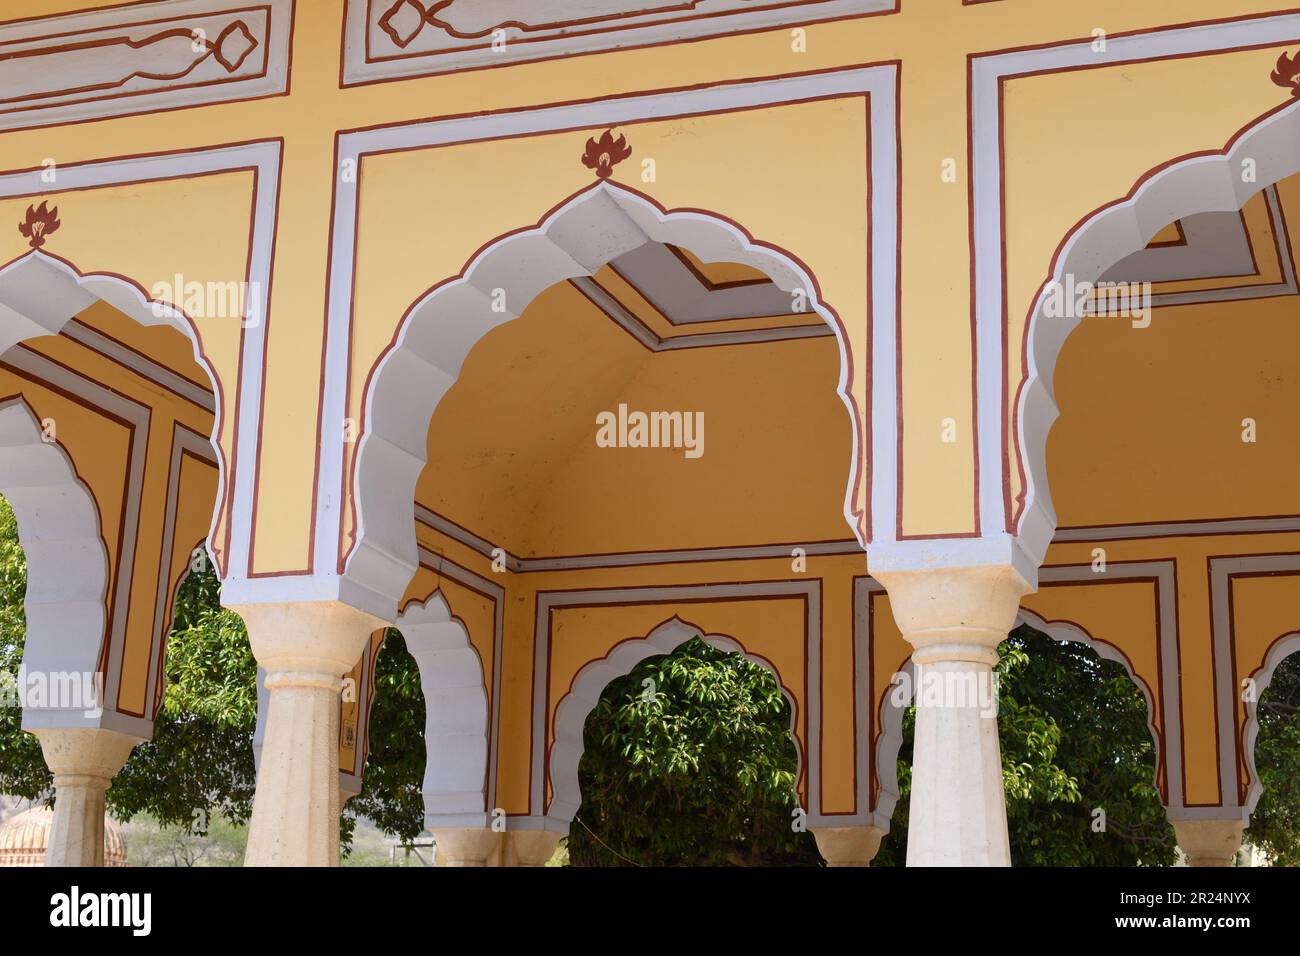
[1172,820,1245,867]
[431,827,500,866]
[33,727,139,866]
[812,825,885,866]
[874,564,1030,867]
[235,601,384,867]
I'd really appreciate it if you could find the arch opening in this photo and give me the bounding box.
[0,249,230,575]
[547,616,804,846]
[346,182,865,614]
[0,248,231,737]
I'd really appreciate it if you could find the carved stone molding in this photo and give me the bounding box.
[0,0,293,131]
[343,0,896,84]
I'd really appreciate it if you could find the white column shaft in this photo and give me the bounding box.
[875,565,1029,868]
[907,660,1008,866]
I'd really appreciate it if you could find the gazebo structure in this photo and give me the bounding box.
[1,0,1297,867]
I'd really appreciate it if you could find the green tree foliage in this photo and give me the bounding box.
[341,629,426,847]
[1246,653,1300,864]
[874,625,1178,866]
[0,498,47,798]
[568,637,821,866]
[107,564,259,830]
[123,813,248,867]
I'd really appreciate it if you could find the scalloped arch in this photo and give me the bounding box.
[0,249,229,574]
[397,591,491,829]
[545,615,802,828]
[0,397,110,731]
[1241,630,1300,816]
[1014,100,1300,564]
[345,181,865,615]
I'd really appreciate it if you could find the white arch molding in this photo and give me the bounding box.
[0,398,110,731]
[1241,631,1300,816]
[874,610,1167,833]
[0,249,233,739]
[544,616,803,830]
[397,592,491,830]
[1014,99,1300,565]
[344,181,866,616]
[0,250,229,574]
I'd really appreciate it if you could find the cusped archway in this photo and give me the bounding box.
[0,248,231,735]
[0,249,230,572]
[0,397,108,731]
[344,182,865,614]
[545,616,802,829]
[1013,99,1300,562]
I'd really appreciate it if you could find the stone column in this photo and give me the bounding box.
[431,827,500,866]
[1172,820,1245,867]
[812,825,885,866]
[235,601,384,867]
[504,830,562,867]
[34,727,139,867]
[874,565,1030,867]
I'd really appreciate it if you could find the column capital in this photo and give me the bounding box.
[230,600,387,676]
[431,827,501,866]
[872,564,1031,664]
[505,829,563,866]
[33,727,140,784]
[1172,819,1246,867]
[811,825,885,867]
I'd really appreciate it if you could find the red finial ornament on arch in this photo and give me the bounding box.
[581,129,632,180]
[18,202,60,250]
[1270,51,1300,96]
